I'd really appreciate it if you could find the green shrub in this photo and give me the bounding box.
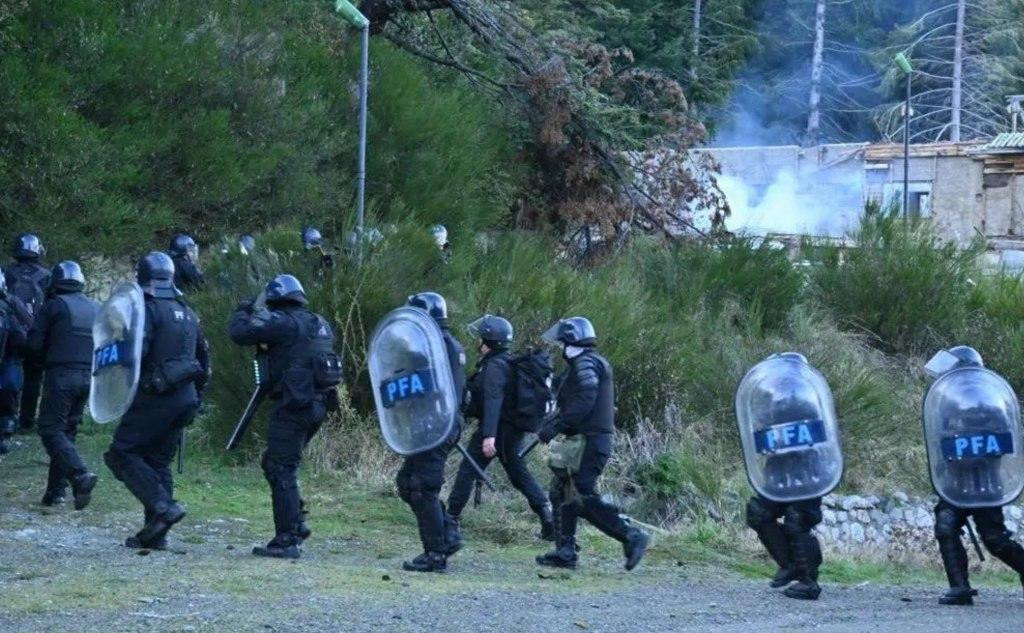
[0,0,517,258]
[811,211,982,354]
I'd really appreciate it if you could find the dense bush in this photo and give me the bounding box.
[810,211,982,355]
[0,0,516,257]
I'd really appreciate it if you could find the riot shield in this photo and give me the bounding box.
[735,353,843,503]
[923,367,1024,508]
[89,282,145,423]
[368,306,457,455]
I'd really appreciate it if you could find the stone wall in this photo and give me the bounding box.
[817,493,1024,553]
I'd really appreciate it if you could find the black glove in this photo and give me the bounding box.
[537,422,559,444]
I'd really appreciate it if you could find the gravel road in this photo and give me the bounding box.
[2,438,1022,632]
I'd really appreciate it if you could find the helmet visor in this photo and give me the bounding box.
[540,321,563,346]
[467,316,488,339]
[924,349,961,378]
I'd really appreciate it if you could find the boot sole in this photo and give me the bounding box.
[536,557,577,570]
[72,474,99,511]
[624,534,650,571]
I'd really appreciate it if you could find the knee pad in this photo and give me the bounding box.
[782,506,820,536]
[934,508,962,540]
[979,528,1015,556]
[746,497,774,530]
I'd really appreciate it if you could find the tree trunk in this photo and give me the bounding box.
[690,0,702,81]
[804,0,826,146]
[950,0,965,142]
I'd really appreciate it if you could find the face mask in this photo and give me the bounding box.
[563,345,585,361]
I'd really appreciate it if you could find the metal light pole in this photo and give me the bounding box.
[895,53,913,218]
[335,1,370,256]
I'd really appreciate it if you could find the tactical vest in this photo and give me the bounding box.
[45,292,97,367]
[266,308,337,393]
[141,297,202,396]
[563,351,615,435]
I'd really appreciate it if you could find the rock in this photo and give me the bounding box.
[888,508,903,522]
[823,494,840,508]
[893,491,909,504]
[863,496,881,507]
[915,508,934,528]
[836,511,849,523]
[870,510,886,524]
[822,508,836,524]
[855,510,870,523]
[849,523,866,543]
[865,526,880,542]
[841,496,861,511]
[1009,506,1023,520]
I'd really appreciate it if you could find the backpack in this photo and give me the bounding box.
[508,348,555,432]
[9,265,47,317]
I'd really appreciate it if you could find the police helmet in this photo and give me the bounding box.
[169,233,199,260]
[12,233,44,261]
[50,261,85,293]
[407,292,448,326]
[238,234,256,254]
[136,251,178,298]
[468,314,513,348]
[541,316,596,347]
[265,274,308,306]
[302,227,323,250]
[770,352,808,365]
[948,345,983,368]
[431,224,448,247]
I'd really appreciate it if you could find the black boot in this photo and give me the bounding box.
[534,503,556,542]
[136,501,186,544]
[770,567,797,589]
[253,535,301,559]
[402,551,447,573]
[444,514,463,556]
[937,537,974,606]
[41,489,67,506]
[623,528,650,571]
[536,537,578,570]
[784,532,822,600]
[296,501,312,542]
[755,522,794,587]
[125,534,168,550]
[71,472,98,511]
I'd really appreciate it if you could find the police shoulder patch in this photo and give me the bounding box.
[173,310,185,321]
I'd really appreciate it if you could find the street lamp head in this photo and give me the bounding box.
[894,52,913,76]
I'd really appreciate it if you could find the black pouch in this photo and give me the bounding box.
[144,359,205,395]
[313,352,344,389]
[281,367,316,410]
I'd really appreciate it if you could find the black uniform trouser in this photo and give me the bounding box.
[934,501,1024,589]
[104,393,196,517]
[18,359,44,428]
[37,367,90,493]
[746,495,823,582]
[397,421,461,554]
[261,400,326,543]
[553,433,632,544]
[448,425,548,518]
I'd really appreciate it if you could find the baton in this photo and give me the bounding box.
[455,444,495,491]
[965,518,986,562]
[518,436,541,460]
[177,428,185,475]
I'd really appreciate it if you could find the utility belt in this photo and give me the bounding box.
[141,358,205,396]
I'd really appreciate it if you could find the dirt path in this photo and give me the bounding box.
[2,436,1022,632]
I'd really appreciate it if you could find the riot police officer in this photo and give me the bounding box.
[397,292,465,572]
[431,224,451,264]
[534,317,649,571]
[6,233,51,433]
[104,252,210,549]
[446,315,554,552]
[0,271,28,455]
[169,234,206,290]
[302,227,334,269]
[924,346,1024,605]
[27,262,99,508]
[229,274,342,559]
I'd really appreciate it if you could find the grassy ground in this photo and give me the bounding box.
[2,425,1020,621]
